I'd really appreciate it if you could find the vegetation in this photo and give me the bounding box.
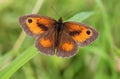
[0,0,120,79]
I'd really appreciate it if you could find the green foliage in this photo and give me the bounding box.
[67,12,94,22]
[0,0,120,79]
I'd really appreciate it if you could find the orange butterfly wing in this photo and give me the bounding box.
[56,29,78,57]
[35,28,56,55]
[19,14,56,37]
[56,22,98,57]
[19,14,56,55]
[63,22,98,46]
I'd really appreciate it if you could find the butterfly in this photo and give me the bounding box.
[19,14,98,58]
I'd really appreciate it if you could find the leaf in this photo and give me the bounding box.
[67,11,94,22]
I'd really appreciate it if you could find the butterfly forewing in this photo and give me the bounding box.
[63,22,98,46]
[19,14,56,37]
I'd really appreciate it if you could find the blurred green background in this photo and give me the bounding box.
[0,0,120,79]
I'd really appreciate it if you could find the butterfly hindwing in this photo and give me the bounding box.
[35,28,56,55]
[19,14,56,37]
[56,30,78,57]
[63,22,98,46]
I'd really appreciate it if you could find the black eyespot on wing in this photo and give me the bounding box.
[86,30,91,35]
[28,18,32,23]
[37,22,48,31]
[69,31,81,36]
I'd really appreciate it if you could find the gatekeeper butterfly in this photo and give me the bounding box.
[19,14,98,57]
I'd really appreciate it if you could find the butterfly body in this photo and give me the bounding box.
[54,17,63,47]
[19,14,98,57]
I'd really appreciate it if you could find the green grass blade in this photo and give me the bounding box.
[0,46,38,79]
[67,11,94,22]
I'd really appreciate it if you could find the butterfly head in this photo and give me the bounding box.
[58,17,63,24]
